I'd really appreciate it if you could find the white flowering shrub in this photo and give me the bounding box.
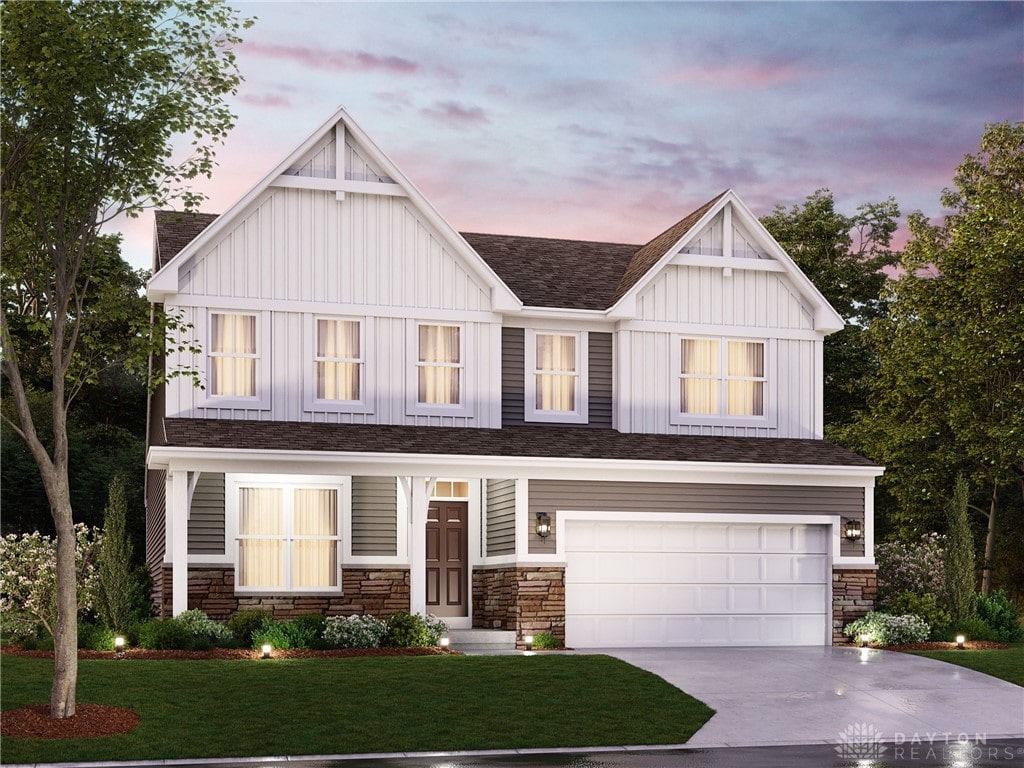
[0,525,102,640]
[844,611,931,646]
[875,533,946,603]
[323,614,387,648]
[174,609,233,645]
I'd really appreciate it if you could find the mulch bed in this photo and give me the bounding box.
[1,644,458,660]
[882,640,1009,651]
[1,703,140,740]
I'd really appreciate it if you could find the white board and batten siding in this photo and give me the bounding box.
[620,264,823,438]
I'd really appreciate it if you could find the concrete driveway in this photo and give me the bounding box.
[603,646,1024,748]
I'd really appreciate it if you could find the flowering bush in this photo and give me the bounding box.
[174,609,233,646]
[875,533,946,603]
[844,611,931,646]
[880,591,950,639]
[323,614,387,648]
[381,611,449,647]
[0,525,102,640]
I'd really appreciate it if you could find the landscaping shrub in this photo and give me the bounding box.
[381,611,449,647]
[293,613,326,642]
[95,477,149,633]
[323,614,386,648]
[138,618,195,650]
[174,609,233,647]
[975,589,1024,643]
[251,619,317,650]
[531,631,563,649]
[227,608,273,645]
[844,611,930,646]
[77,622,117,651]
[944,477,976,626]
[881,592,951,640]
[874,533,945,604]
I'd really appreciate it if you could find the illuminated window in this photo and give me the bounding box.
[678,338,765,418]
[315,319,362,402]
[416,324,462,406]
[210,313,257,397]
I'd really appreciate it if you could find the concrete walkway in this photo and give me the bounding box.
[602,646,1024,748]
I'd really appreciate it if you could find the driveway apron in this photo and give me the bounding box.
[601,646,1024,748]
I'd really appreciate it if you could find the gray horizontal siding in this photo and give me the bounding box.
[528,480,865,556]
[352,476,397,556]
[587,332,613,428]
[501,327,526,427]
[486,478,516,556]
[188,472,226,555]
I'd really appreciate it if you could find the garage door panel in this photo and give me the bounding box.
[565,520,830,647]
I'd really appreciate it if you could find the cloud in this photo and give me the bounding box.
[244,42,419,75]
[663,62,812,89]
[420,101,490,127]
[238,92,292,109]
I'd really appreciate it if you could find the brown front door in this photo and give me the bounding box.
[425,501,468,617]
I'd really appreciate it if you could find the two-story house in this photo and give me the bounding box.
[146,107,881,648]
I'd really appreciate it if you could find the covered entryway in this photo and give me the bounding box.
[426,500,468,618]
[565,519,829,647]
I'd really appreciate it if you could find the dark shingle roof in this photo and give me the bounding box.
[154,211,219,271]
[161,419,878,467]
[461,232,638,310]
[613,191,726,302]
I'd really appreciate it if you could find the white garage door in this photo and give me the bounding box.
[565,520,830,647]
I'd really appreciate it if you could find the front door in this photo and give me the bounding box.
[425,501,468,617]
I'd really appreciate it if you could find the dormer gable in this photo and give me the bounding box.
[147,106,521,313]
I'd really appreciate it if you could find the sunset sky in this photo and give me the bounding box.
[116,1,1023,273]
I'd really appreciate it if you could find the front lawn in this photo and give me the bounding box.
[1,653,714,763]
[907,644,1024,687]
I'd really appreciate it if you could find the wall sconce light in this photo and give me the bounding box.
[956,634,966,650]
[261,643,273,659]
[535,513,552,539]
[843,518,863,542]
[524,634,534,651]
[440,636,450,650]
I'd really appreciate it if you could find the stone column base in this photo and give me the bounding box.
[832,568,878,644]
[472,566,565,649]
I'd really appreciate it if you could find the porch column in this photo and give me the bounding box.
[409,476,429,616]
[169,470,189,616]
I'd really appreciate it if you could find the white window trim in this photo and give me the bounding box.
[406,320,471,416]
[199,310,271,410]
[303,315,374,414]
[524,329,589,424]
[669,335,771,428]
[226,473,348,595]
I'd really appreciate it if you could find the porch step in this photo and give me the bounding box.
[446,628,517,652]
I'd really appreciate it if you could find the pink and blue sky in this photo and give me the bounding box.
[117,1,1023,272]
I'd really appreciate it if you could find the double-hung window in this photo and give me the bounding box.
[210,313,257,398]
[416,323,462,407]
[676,337,766,420]
[525,330,587,423]
[315,318,363,402]
[235,482,342,592]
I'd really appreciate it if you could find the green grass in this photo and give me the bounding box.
[908,644,1024,687]
[1,654,714,763]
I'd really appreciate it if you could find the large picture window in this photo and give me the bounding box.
[416,324,462,406]
[315,319,362,401]
[678,337,765,418]
[210,313,257,397]
[236,483,341,591]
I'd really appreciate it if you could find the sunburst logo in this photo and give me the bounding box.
[835,722,887,759]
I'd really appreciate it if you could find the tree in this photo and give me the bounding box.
[95,477,137,634]
[944,477,977,625]
[760,190,900,437]
[846,123,1024,593]
[0,0,251,718]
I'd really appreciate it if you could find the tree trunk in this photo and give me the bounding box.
[50,486,78,718]
[981,489,997,596]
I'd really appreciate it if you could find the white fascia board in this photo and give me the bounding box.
[148,445,884,485]
[727,195,846,334]
[336,107,522,314]
[606,191,731,318]
[504,307,615,332]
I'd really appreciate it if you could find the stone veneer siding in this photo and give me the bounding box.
[159,566,410,620]
[832,568,877,644]
[473,566,565,649]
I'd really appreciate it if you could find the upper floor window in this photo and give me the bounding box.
[677,337,765,419]
[525,330,588,423]
[315,318,362,402]
[417,324,462,406]
[210,313,257,398]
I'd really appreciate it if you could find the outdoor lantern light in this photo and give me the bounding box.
[843,518,864,542]
[114,636,125,651]
[524,635,534,651]
[860,634,870,648]
[440,636,450,649]
[261,643,273,659]
[956,634,966,650]
[535,513,552,539]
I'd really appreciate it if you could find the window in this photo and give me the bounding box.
[677,337,765,418]
[416,324,462,406]
[236,484,341,591]
[210,313,257,397]
[315,318,362,402]
[525,330,588,423]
